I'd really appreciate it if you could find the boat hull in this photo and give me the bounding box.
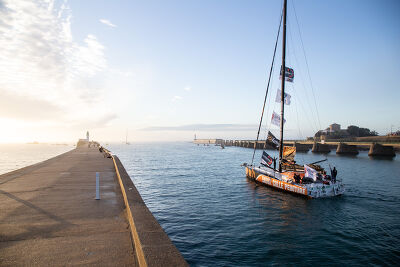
[245,166,344,198]
[246,166,309,197]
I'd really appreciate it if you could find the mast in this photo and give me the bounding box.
[250,12,283,166]
[278,0,287,172]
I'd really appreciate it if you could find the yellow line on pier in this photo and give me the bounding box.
[111,154,148,267]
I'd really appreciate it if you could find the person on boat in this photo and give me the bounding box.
[294,173,301,184]
[331,167,337,182]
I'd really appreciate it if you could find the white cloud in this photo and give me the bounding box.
[69,114,118,129]
[184,86,192,91]
[100,19,116,28]
[0,89,63,120]
[0,0,112,125]
[141,124,257,132]
[172,95,183,102]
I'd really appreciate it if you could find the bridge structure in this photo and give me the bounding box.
[195,139,398,157]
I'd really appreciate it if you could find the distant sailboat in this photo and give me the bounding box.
[125,129,130,145]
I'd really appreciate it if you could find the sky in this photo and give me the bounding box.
[0,0,399,143]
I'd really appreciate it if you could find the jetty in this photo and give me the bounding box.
[194,139,398,157]
[0,143,187,266]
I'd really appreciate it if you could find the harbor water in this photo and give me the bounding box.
[2,142,399,266]
[0,144,73,175]
[110,142,400,266]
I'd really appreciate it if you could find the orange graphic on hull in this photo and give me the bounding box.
[256,174,307,196]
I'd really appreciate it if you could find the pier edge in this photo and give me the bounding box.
[107,150,188,267]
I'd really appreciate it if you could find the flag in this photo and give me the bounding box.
[261,151,273,167]
[275,89,291,105]
[271,111,286,127]
[283,146,296,161]
[304,165,318,181]
[280,66,294,82]
[266,131,280,150]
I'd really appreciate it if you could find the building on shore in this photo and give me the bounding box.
[314,123,350,141]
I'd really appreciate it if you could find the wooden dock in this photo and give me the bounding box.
[0,145,187,266]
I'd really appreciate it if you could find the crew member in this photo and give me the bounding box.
[294,173,301,184]
[331,167,337,182]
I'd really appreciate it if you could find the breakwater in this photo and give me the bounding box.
[194,139,398,157]
[0,143,187,266]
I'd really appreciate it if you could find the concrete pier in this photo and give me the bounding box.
[368,143,396,157]
[336,143,359,155]
[294,142,311,152]
[0,146,187,266]
[311,142,331,153]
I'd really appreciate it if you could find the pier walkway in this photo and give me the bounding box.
[0,147,136,266]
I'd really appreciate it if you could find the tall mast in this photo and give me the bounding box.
[278,0,287,172]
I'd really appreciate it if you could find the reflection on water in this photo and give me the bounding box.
[0,144,73,175]
[111,143,400,266]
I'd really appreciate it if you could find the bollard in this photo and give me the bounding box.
[95,172,100,200]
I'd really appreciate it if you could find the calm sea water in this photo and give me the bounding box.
[0,144,74,175]
[109,142,400,266]
[2,143,399,265]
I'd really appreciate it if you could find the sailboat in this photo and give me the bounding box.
[243,0,344,198]
[125,129,130,145]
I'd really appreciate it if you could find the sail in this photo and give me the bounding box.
[283,146,296,161]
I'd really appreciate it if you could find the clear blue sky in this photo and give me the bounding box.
[0,0,399,142]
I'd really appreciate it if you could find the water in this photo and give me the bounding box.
[0,144,74,175]
[109,142,400,266]
[1,142,399,265]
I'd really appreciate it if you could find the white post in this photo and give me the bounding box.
[95,172,100,200]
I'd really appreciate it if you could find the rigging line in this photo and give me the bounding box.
[286,45,306,144]
[287,22,318,133]
[286,81,306,163]
[287,22,317,132]
[250,11,283,166]
[292,0,322,130]
[286,38,318,136]
[286,30,310,139]
[289,82,304,139]
[263,53,278,140]
[291,83,306,164]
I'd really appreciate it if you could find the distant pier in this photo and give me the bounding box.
[194,139,398,157]
[0,142,187,266]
